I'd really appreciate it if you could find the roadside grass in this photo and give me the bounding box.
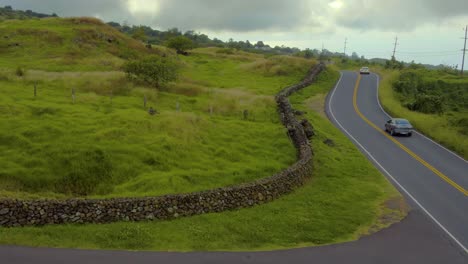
[373,68,468,159]
[0,67,405,251]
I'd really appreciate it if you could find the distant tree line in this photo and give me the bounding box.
[107,22,320,56]
[0,5,57,20]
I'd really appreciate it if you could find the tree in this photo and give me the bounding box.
[132,26,147,42]
[255,41,265,48]
[166,36,194,55]
[124,56,179,88]
[304,48,314,59]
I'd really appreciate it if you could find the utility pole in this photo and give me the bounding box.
[322,42,324,54]
[461,25,467,76]
[392,36,398,60]
[344,38,348,56]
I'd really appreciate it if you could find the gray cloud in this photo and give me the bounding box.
[1,0,466,33]
[1,0,314,32]
[332,0,468,31]
[152,0,312,31]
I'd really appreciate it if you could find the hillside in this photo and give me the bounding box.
[0,17,159,71]
[0,17,318,199]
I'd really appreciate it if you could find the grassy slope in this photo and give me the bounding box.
[0,59,305,199]
[0,66,405,251]
[0,19,316,199]
[0,17,156,71]
[374,68,468,159]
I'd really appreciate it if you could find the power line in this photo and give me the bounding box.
[397,50,460,54]
[462,25,467,76]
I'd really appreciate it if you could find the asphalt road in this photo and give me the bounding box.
[327,71,468,253]
[1,70,467,263]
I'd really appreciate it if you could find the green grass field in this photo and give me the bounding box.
[0,17,405,250]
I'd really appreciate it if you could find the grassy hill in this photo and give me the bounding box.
[0,18,315,199]
[0,17,405,250]
[0,17,159,71]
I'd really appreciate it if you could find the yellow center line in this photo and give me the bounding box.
[353,74,468,196]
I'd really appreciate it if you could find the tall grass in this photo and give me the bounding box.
[0,48,313,199]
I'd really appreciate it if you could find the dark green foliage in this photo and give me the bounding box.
[166,36,194,55]
[0,5,57,20]
[449,117,468,135]
[406,94,444,114]
[131,26,147,42]
[124,56,179,88]
[385,57,405,70]
[56,148,113,195]
[304,48,314,59]
[392,69,468,114]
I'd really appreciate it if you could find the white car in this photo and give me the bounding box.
[360,67,370,74]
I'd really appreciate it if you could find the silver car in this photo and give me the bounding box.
[360,67,370,74]
[385,118,413,137]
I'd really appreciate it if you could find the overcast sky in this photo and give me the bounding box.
[2,0,467,66]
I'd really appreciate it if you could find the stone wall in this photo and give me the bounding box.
[0,62,326,227]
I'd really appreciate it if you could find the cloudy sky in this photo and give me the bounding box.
[2,0,467,66]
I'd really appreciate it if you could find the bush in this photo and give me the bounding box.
[15,67,25,77]
[166,36,193,55]
[407,94,444,114]
[124,56,179,88]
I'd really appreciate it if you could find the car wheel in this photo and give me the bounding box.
[408,132,412,137]
[390,129,395,136]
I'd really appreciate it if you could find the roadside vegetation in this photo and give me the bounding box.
[375,67,468,159]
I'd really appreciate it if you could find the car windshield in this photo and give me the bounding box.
[395,119,410,125]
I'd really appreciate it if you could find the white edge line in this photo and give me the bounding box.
[372,73,467,164]
[328,72,468,254]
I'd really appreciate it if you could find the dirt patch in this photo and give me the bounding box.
[305,94,327,118]
[367,196,410,235]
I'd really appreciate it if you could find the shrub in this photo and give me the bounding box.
[166,36,193,55]
[407,94,444,114]
[124,56,179,88]
[15,67,25,77]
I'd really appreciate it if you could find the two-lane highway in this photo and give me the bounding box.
[327,71,468,254]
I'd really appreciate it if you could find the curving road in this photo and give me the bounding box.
[1,70,467,264]
[327,71,468,254]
